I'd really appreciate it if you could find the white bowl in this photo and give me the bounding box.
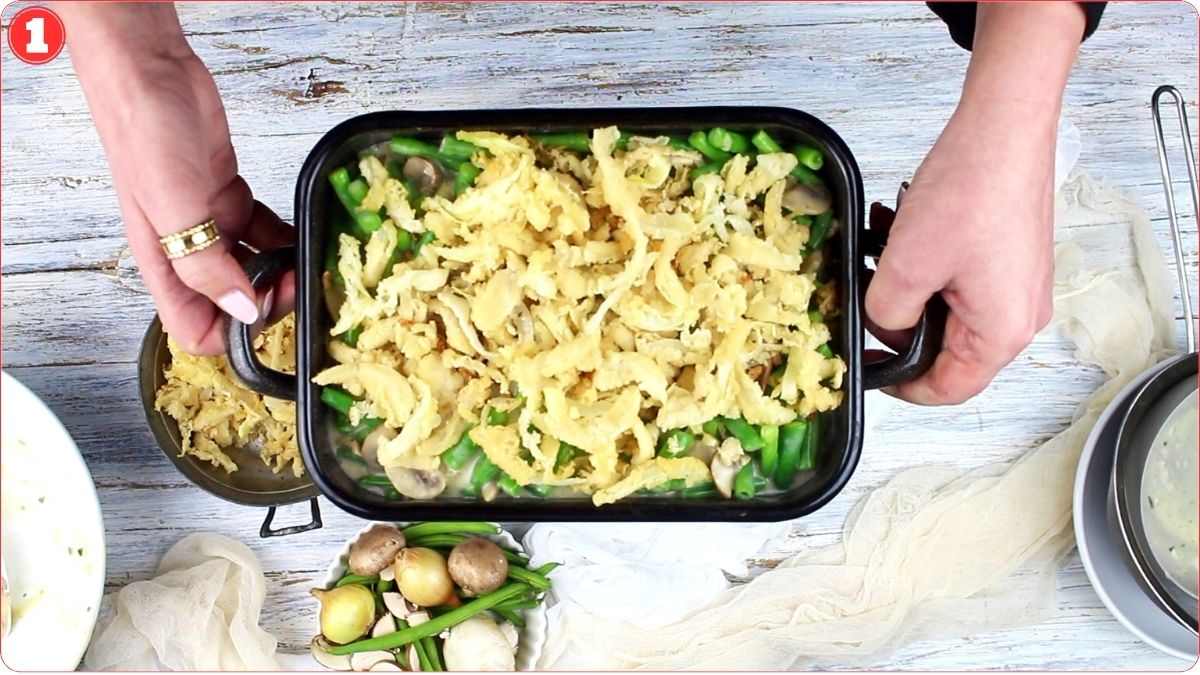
[0,371,106,671]
[1073,360,1197,661]
[319,522,547,671]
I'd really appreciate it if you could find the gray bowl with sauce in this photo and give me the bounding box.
[1110,353,1199,635]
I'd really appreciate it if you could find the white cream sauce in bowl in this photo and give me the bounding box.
[1141,389,1199,599]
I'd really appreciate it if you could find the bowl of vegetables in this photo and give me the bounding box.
[310,521,551,671]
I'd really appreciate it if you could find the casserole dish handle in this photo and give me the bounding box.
[859,229,948,391]
[226,247,299,401]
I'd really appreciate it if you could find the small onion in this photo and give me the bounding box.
[311,585,376,645]
[393,547,455,607]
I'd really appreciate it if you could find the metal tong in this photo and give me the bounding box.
[1150,85,1198,352]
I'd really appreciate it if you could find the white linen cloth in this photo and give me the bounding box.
[84,533,280,671]
[525,131,1179,669]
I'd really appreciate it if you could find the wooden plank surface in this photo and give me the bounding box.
[2,2,1196,669]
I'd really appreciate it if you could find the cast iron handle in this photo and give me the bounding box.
[260,498,323,538]
[860,183,948,390]
[226,247,298,401]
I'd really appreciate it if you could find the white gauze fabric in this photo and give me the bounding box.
[84,533,280,671]
[530,172,1177,670]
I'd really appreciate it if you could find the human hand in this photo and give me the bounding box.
[64,5,294,355]
[863,2,1085,405]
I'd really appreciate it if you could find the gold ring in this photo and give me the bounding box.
[160,219,221,260]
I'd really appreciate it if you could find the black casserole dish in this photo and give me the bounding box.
[227,107,944,522]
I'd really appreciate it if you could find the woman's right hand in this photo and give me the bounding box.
[62,4,293,355]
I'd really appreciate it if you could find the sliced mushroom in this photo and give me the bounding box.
[369,663,403,672]
[480,481,499,503]
[691,434,721,465]
[379,565,396,582]
[349,524,405,576]
[782,181,833,216]
[384,465,446,500]
[311,636,353,671]
[403,156,443,196]
[361,426,397,469]
[382,591,411,620]
[371,612,397,638]
[406,610,431,627]
[350,651,396,672]
[406,644,422,671]
[710,452,749,499]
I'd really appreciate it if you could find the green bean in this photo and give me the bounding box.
[750,129,784,154]
[817,343,835,358]
[440,135,480,161]
[733,462,760,500]
[790,162,824,188]
[358,474,394,488]
[403,178,424,210]
[377,578,394,594]
[348,417,382,443]
[468,455,502,492]
[336,445,367,467]
[406,533,529,566]
[689,161,724,181]
[507,566,551,591]
[793,144,824,171]
[616,131,632,150]
[328,168,360,215]
[759,424,780,478]
[533,562,560,576]
[335,414,354,436]
[402,521,499,539]
[335,573,379,588]
[808,309,824,325]
[454,161,480,196]
[389,135,443,158]
[768,361,788,390]
[494,607,525,628]
[321,386,356,416]
[798,415,820,471]
[442,432,481,471]
[807,209,834,250]
[688,130,731,163]
[498,473,523,498]
[329,584,533,654]
[412,635,432,671]
[776,421,808,489]
[701,418,723,437]
[492,597,539,613]
[486,406,511,426]
[647,478,687,494]
[341,325,362,348]
[707,127,749,154]
[354,210,383,238]
[525,483,554,498]
[533,132,590,153]
[383,487,402,500]
[667,136,693,151]
[681,482,718,499]
[413,230,437,255]
[657,429,696,458]
[346,178,369,204]
[421,636,443,671]
[554,441,581,472]
[792,213,813,227]
[324,238,341,273]
[722,417,764,452]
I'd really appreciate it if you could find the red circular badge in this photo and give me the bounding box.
[7,6,66,65]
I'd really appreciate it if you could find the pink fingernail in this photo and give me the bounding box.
[260,288,275,320]
[216,290,259,324]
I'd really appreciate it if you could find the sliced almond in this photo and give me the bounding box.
[379,566,396,582]
[382,592,411,620]
[350,651,395,672]
[310,636,353,671]
[406,610,431,627]
[406,644,422,671]
[499,621,519,652]
[369,663,402,672]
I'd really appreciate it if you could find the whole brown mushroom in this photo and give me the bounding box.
[348,524,406,576]
[403,156,443,196]
[447,537,509,597]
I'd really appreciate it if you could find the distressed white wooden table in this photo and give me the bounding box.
[2,2,1196,669]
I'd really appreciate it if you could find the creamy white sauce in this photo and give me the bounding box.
[1141,389,1199,598]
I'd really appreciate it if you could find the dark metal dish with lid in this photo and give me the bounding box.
[225,106,946,522]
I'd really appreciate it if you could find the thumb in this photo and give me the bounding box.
[171,237,261,325]
[864,217,951,331]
